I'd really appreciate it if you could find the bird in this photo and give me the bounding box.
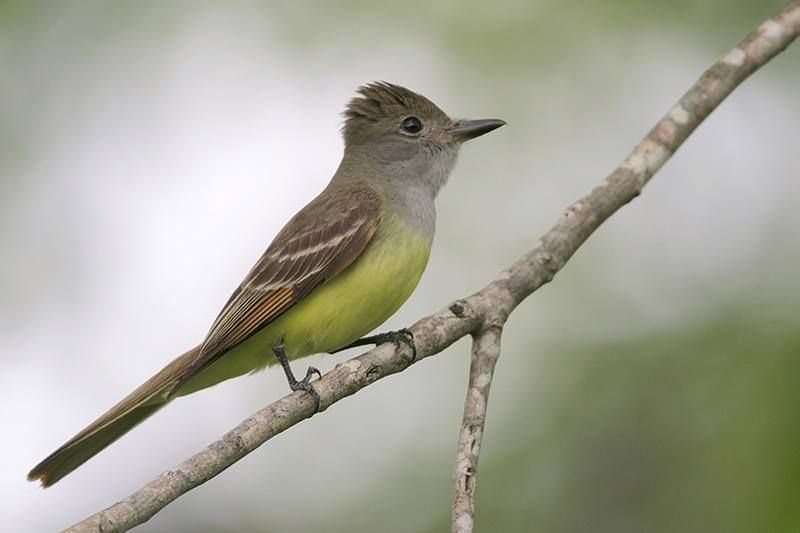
[28,81,505,487]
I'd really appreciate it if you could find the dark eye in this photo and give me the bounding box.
[401,116,423,134]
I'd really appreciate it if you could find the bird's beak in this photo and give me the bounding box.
[446,118,506,143]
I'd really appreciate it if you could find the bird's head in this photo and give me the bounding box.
[341,82,505,196]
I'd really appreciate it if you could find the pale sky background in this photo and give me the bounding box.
[2,2,798,532]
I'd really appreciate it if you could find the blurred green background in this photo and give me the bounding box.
[3,1,799,532]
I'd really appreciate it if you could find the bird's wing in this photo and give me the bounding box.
[171,185,381,393]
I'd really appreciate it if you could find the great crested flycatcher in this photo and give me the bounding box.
[28,81,505,487]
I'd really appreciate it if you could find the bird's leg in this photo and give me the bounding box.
[331,328,417,362]
[272,344,321,413]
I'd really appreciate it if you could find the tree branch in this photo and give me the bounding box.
[66,2,800,531]
[452,326,503,533]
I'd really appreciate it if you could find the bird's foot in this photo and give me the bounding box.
[272,344,321,413]
[331,328,417,362]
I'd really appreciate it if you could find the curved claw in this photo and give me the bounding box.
[395,328,417,362]
[304,366,322,382]
[289,366,321,413]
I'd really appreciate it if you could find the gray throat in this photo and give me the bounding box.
[382,179,438,239]
[338,145,460,239]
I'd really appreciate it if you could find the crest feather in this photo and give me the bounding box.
[342,82,448,144]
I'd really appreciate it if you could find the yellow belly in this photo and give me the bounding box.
[179,219,431,395]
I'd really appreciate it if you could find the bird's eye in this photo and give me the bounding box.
[401,116,423,134]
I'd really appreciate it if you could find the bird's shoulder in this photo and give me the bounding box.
[266,182,383,256]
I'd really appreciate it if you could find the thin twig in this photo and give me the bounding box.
[452,326,503,533]
[65,3,800,531]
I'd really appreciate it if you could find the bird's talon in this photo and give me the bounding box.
[289,372,321,413]
[395,328,417,363]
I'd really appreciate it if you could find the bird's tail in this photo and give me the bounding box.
[27,345,201,487]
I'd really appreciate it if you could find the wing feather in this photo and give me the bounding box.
[171,185,381,393]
